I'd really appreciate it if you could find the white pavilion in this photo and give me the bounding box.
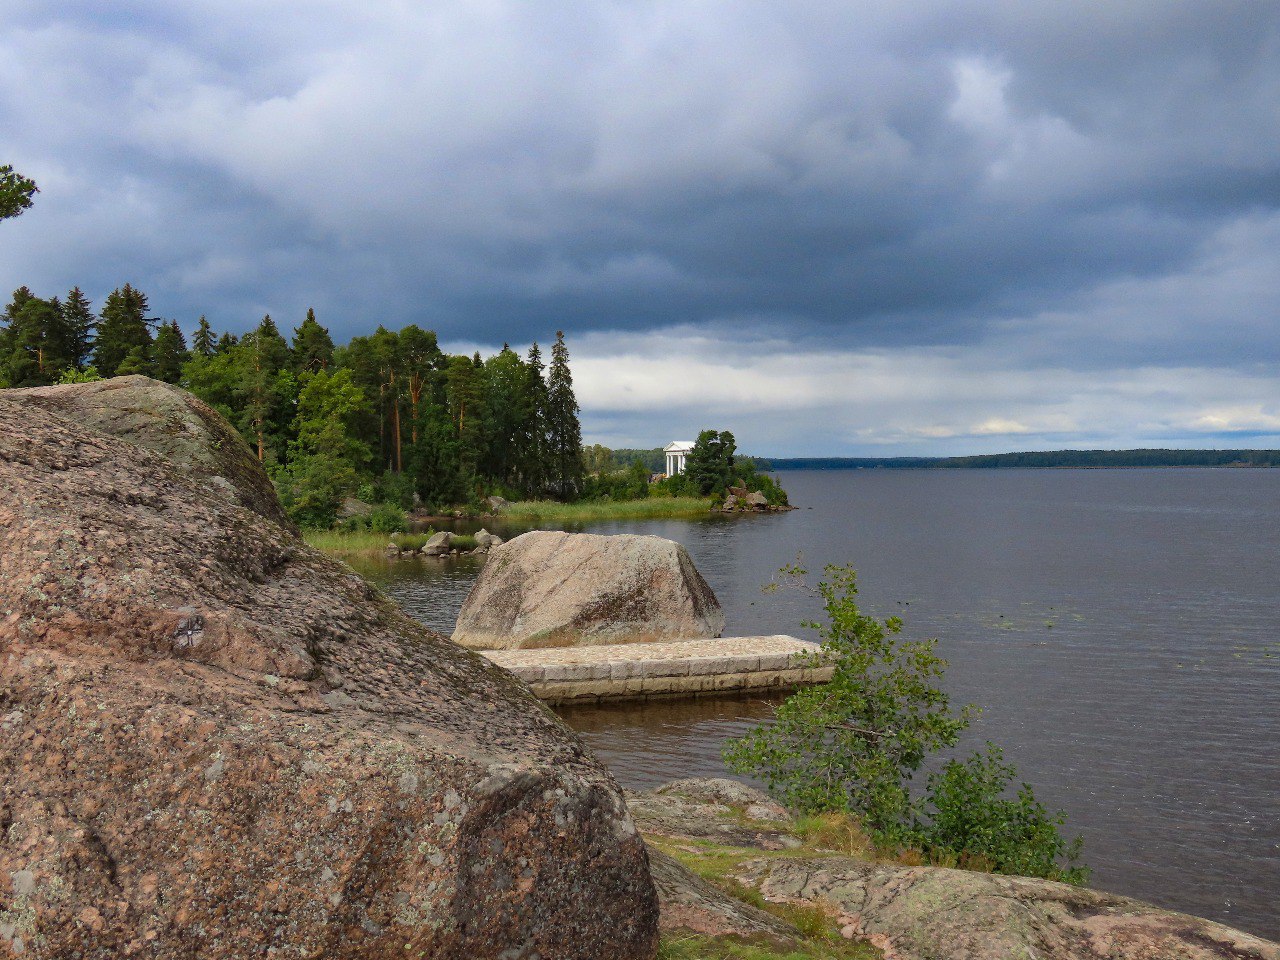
[663,440,695,476]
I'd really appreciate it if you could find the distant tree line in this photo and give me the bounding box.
[0,284,585,526]
[765,449,1280,470]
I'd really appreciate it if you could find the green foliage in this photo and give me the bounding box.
[93,284,152,377]
[546,330,583,496]
[685,429,737,495]
[581,459,652,501]
[367,502,407,533]
[391,532,432,552]
[725,563,1086,883]
[0,165,38,221]
[7,280,588,522]
[277,368,371,528]
[0,292,79,385]
[725,563,973,835]
[57,365,102,384]
[657,934,876,960]
[291,307,335,372]
[503,496,713,521]
[151,320,189,384]
[192,316,216,357]
[917,744,1087,884]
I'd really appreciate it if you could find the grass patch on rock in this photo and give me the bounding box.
[658,934,878,959]
[647,838,878,959]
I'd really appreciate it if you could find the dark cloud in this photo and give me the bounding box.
[2,1,1278,452]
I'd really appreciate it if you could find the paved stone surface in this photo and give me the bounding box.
[483,635,831,703]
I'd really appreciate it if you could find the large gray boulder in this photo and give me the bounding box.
[0,378,658,960]
[452,530,725,650]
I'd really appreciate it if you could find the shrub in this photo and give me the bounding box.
[368,502,406,533]
[725,562,1086,883]
[917,744,1087,884]
[724,563,973,836]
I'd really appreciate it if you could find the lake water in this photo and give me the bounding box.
[352,468,1280,939]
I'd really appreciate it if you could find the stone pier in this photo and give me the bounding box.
[481,635,832,705]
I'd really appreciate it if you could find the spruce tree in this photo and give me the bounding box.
[546,330,583,496]
[291,307,335,372]
[522,342,549,495]
[115,346,151,376]
[93,284,153,376]
[152,320,189,384]
[215,331,239,353]
[62,287,96,369]
[192,316,216,357]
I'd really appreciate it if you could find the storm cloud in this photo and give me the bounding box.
[3,1,1278,453]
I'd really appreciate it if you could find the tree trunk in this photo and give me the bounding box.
[394,399,402,473]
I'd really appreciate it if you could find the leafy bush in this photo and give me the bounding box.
[57,365,102,384]
[917,744,1087,884]
[725,562,1086,883]
[368,502,407,533]
[725,563,973,835]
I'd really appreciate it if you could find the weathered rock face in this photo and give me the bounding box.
[0,378,658,960]
[633,778,1280,960]
[452,531,725,650]
[740,858,1280,960]
[11,376,289,526]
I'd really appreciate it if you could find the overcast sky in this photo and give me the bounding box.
[3,1,1279,455]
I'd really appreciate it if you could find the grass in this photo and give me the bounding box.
[303,529,395,555]
[302,529,433,555]
[657,934,878,960]
[646,837,878,960]
[502,496,714,521]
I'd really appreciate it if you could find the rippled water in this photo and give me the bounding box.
[352,468,1280,939]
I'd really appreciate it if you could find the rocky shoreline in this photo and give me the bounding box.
[1,377,1275,960]
[632,778,1280,960]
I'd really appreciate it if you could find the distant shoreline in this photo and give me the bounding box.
[761,449,1280,471]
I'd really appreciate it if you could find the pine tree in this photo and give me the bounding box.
[291,307,335,372]
[0,288,37,376]
[192,316,216,357]
[93,284,153,376]
[396,325,442,446]
[3,294,77,385]
[546,330,583,496]
[61,287,96,369]
[237,314,293,462]
[0,165,38,221]
[152,320,189,384]
[215,331,239,353]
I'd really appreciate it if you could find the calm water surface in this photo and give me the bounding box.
[354,469,1280,939]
